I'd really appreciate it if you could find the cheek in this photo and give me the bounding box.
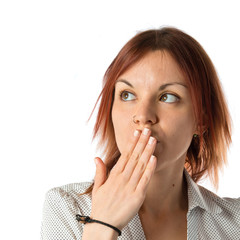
[111,104,132,153]
[165,110,196,147]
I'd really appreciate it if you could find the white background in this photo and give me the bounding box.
[0,0,240,239]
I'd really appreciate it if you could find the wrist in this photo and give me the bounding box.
[82,222,119,240]
[77,214,121,237]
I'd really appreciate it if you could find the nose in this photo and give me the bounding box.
[133,103,158,127]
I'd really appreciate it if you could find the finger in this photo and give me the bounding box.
[135,155,157,193]
[129,136,157,187]
[110,129,141,174]
[122,128,152,179]
[92,157,107,194]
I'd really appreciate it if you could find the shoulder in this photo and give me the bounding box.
[185,169,240,237]
[45,181,93,199]
[198,184,240,214]
[41,182,93,239]
[194,185,240,238]
[184,168,240,215]
[44,181,93,214]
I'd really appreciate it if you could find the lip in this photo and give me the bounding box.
[151,136,160,143]
[153,138,160,143]
[136,129,160,143]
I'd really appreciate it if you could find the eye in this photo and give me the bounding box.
[120,91,136,101]
[160,93,179,103]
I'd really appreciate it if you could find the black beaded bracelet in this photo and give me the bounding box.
[76,214,122,236]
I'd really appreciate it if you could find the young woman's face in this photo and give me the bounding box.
[111,50,197,171]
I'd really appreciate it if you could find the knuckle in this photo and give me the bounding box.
[109,167,118,176]
[130,152,140,162]
[143,147,151,155]
[136,160,146,172]
[121,171,130,182]
[143,174,150,183]
[138,136,147,144]
[120,151,130,162]
[145,146,155,156]
[123,152,131,160]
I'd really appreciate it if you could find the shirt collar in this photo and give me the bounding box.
[184,168,222,214]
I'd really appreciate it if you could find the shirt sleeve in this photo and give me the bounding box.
[41,187,83,240]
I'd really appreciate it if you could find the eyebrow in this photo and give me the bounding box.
[116,79,188,90]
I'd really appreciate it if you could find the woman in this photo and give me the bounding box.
[41,27,240,239]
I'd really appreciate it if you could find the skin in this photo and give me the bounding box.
[85,50,198,239]
[112,50,197,236]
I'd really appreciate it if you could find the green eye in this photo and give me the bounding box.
[160,93,179,103]
[120,91,136,101]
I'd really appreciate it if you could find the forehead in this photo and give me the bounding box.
[116,50,186,87]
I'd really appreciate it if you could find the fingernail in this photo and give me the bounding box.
[143,128,150,136]
[148,136,155,145]
[94,158,98,165]
[150,155,155,163]
[134,130,140,137]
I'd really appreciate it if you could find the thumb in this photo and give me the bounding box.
[93,157,107,191]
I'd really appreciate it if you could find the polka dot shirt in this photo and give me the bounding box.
[41,169,240,239]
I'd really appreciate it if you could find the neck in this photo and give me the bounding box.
[139,165,188,218]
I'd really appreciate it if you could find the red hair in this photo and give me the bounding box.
[82,27,232,195]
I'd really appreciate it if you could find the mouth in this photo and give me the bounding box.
[152,136,160,143]
[153,138,160,143]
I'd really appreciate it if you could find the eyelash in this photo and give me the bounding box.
[119,90,180,103]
